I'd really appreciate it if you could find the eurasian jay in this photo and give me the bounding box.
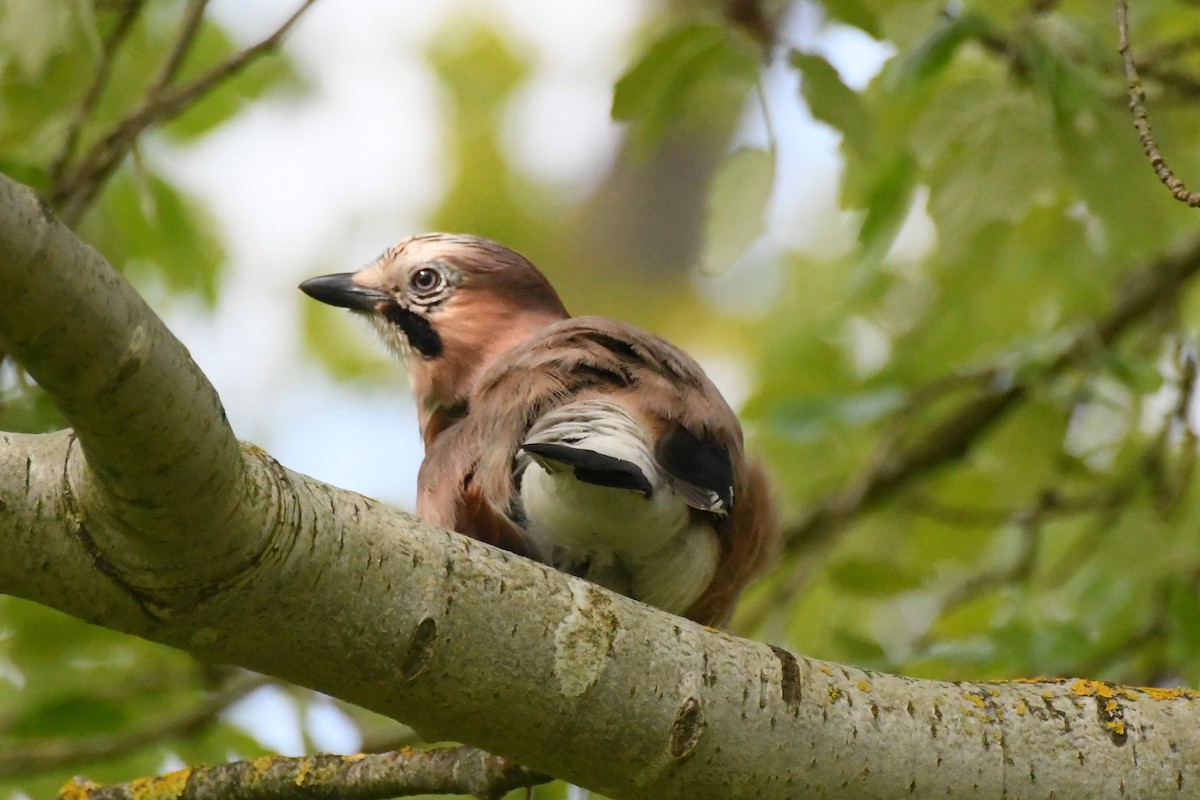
[300,234,776,626]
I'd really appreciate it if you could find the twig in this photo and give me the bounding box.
[51,0,148,185]
[59,746,550,800]
[149,0,211,95]
[1116,0,1200,207]
[0,672,269,779]
[52,0,320,225]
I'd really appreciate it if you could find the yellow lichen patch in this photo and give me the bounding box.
[249,755,276,773]
[127,769,191,800]
[343,752,370,762]
[58,778,100,800]
[1070,679,1115,700]
[819,665,834,677]
[857,679,872,692]
[963,692,986,709]
[1015,701,1027,716]
[1136,686,1200,702]
[294,759,314,787]
[828,686,843,703]
[1106,718,1127,736]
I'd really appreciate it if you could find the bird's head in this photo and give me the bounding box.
[300,233,569,432]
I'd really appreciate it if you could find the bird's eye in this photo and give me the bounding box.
[409,266,445,296]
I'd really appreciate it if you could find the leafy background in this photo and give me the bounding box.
[3,0,1200,797]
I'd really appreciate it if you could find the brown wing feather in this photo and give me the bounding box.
[418,316,778,626]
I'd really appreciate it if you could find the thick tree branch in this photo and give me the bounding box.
[0,176,252,597]
[59,747,547,800]
[2,170,1199,797]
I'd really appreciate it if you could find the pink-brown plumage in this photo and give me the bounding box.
[301,233,777,626]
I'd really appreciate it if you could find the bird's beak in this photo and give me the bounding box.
[299,273,391,312]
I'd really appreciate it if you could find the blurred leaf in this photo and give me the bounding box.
[1104,351,1164,394]
[822,0,882,38]
[9,694,127,737]
[910,82,1060,258]
[0,381,65,433]
[165,23,303,142]
[831,630,889,666]
[855,151,916,265]
[699,146,774,275]
[612,21,758,155]
[885,12,994,96]
[0,0,73,77]
[790,50,873,157]
[85,170,224,302]
[301,302,394,380]
[828,556,929,596]
[1169,580,1200,662]
[754,387,905,442]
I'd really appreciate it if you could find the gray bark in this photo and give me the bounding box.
[0,170,1196,798]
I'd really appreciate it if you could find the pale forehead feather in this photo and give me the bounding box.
[362,232,567,314]
[385,233,534,274]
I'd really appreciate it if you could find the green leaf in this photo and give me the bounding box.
[1104,351,1164,394]
[831,630,890,667]
[755,388,905,442]
[790,50,874,157]
[856,151,916,265]
[885,12,994,96]
[612,21,758,154]
[828,555,929,596]
[1169,580,1200,662]
[84,171,225,302]
[0,0,72,77]
[822,0,882,38]
[301,301,394,381]
[700,147,774,275]
[9,695,127,737]
[164,23,303,142]
[910,82,1060,258]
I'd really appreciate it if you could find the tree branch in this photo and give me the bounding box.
[59,747,548,800]
[50,0,148,186]
[1116,0,1200,207]
[149,0,211,96]
[51,0,320,225]
[2,169,1200,797]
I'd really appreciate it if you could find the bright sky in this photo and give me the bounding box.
[145,0,898,757]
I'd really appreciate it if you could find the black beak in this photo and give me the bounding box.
[299,273,391,312]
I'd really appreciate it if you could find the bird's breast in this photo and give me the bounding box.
[518,463,720,615]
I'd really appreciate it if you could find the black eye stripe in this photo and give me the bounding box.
[382,302,443,359]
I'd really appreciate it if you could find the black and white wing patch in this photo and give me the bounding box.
[656,425,733,516]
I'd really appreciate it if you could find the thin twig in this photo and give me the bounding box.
[52,0,320,225]
[149,0,211,95]
[60,746,550,800]
[51,0,148,185]
[0,672,269,779]
[1116,0,1200,207]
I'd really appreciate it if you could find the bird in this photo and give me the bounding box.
[300,233,776,626]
